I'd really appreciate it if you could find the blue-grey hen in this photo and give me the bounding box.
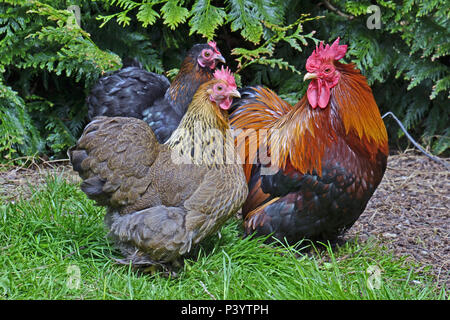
[69,67,247,269]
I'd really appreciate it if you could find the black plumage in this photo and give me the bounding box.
[87,67,170,121]
[244,160,375,243]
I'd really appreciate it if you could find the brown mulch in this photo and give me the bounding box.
[345,151,449,289]
[0,159,80,202]
[1,152,449,288]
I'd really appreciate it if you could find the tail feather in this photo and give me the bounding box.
[68,117,159,210]
[86,67,170,121]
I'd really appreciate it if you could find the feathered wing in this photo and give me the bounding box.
[68,116,160,211]
[183,165,248,238]
[141,99,184,143]
[87,67,170,121]
[107,164,248,263]
[242,158,363,242]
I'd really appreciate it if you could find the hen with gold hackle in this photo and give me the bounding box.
[69,67,247,269]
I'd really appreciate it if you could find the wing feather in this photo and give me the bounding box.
[69,116,160,208]
[183,165,248,240]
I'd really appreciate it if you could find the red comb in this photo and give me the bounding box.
[208,41,221,54]
[213,66,236,89]
[306,38,348,70]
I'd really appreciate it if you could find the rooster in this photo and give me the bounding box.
[69,67,247,268]
[87,42,226,143]
[230,38,388,243]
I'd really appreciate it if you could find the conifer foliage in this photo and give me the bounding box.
[0,0,121,160]
[0,0,448,162]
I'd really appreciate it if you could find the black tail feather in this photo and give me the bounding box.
[68,148,88,174]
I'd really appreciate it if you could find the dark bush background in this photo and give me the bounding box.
[0,0,448,163]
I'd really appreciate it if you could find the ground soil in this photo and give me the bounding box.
[1,151,449,289]
[345,151,449,289]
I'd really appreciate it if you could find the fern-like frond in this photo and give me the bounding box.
[161,0,189,30]
[188,0,226,40]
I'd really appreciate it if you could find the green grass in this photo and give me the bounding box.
[0,172,446,300]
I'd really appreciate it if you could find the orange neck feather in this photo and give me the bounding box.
[269,62,388,175]
[333,62,388,154]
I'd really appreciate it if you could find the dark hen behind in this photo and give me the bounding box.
[86,44,221,143]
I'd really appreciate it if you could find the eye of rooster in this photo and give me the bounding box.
[319,65,338,79]
[215,84,224,92]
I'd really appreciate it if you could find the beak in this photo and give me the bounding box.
[303,72,317,81]
[229,89,241,99]
[215,54,226,64]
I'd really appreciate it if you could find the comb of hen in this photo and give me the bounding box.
[213,66,237,88]
[208,41,221,54]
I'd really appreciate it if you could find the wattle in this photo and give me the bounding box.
[307,79,330,109]
[219,97,232,110]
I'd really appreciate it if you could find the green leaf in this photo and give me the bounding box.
[189,0,227,40]
[116,10,132,27]
[161,0,190,30]
[430,75,450,100]
[136,2,160,28]
[227,0,263,44]
[432,128,450,155]
[252,0,284,25]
